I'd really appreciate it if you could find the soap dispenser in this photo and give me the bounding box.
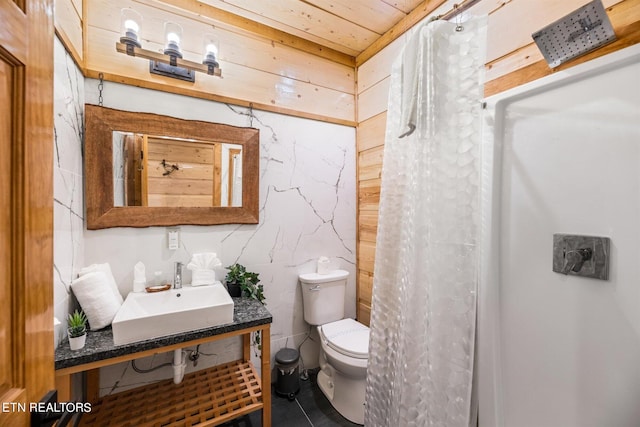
[133,261,146,292]
[153,271,163,286]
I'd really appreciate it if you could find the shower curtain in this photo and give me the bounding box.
[364,17,486,427]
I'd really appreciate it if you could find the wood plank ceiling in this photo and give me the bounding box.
[191,0,425,57]
[80,0,441,123]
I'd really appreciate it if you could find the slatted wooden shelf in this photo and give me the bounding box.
[80,360,263,426]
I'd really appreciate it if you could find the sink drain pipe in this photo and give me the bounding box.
[171,348,187,384]
[173,349,187,384]
[130,348,188,384]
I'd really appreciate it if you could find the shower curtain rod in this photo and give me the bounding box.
[434,0,483,21]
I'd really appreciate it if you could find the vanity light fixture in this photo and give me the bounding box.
[116,8,222,83]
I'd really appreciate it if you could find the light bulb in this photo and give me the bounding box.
[120,8,143,48]
[163,22,183,57]
[166,32,180,44]
[205,43,218,56]
[202,33,220,72]
[124,19,139,34]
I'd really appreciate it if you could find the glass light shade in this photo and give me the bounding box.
[163,22,183,58]
[120,8,142,48]
[202,34,219,68]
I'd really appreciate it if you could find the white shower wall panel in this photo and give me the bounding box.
[481,46,640,427]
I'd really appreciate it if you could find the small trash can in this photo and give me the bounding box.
[275,348,300,401]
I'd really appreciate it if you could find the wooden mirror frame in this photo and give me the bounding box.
[85,105,259,229]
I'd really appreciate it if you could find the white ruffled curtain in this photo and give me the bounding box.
[364,17,487,427]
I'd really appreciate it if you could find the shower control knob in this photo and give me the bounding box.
[561,248,592,274]
[552,234,609,280]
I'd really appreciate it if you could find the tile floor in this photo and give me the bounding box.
[221,370,362,427]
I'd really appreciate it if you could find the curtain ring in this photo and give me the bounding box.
[454,3,464,31]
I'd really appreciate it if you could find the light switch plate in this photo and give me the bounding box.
[552,234,610,280]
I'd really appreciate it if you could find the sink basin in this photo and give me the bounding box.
[112,283,234,346]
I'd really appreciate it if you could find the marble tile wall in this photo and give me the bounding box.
[53,43,356,395]
[53,37,85,348]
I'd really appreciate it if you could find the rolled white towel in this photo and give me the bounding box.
[79,263,124,304]
[187,253,222,271]
[70,272,121,330]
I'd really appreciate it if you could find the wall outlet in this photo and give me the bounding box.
[167,228,180,250]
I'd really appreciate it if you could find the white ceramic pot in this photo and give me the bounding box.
[68,332,86,351]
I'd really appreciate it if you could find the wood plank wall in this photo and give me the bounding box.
[145,138,217,207]
[355,0,640,324]
[54,0,83,63]
[54,0,357,126]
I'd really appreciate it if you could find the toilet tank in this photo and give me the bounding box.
[299,270,348,325]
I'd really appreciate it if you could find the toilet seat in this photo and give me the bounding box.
[320,318,369,359]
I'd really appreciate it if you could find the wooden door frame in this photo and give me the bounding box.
[0,0,54,423]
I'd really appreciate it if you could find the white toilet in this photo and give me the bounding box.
[299,269,369,425]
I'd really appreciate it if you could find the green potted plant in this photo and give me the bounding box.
[224,264,265,354]
[67,309,87,351]
[224,264,265,303]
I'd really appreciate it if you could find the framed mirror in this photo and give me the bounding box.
[85,105,259,229]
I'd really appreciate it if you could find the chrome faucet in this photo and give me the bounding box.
[174,262,183,289]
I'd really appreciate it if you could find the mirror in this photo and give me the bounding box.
[85,105,259,229]
[112,132,243,208]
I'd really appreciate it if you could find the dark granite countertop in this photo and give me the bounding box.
[55,297,272,370]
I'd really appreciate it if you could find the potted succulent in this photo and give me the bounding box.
[224,264,265,303]
[67,309,87,351]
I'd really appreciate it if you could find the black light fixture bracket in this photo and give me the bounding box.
[150,60,196,82]
[116,42,222,82]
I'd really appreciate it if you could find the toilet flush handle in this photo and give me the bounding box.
[309,285,321,291]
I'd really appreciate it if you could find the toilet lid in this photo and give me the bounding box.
[321,318,369,359]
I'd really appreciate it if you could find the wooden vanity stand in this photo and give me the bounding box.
[55,300,272,427]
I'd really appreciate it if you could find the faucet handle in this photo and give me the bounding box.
[174,261,184,274]
[561,247,592,274]
[174,261,184,288]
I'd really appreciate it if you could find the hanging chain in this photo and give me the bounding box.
[98,73,104,106]
[248,103,254,127]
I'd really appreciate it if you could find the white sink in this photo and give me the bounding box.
[112,283,234,346]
